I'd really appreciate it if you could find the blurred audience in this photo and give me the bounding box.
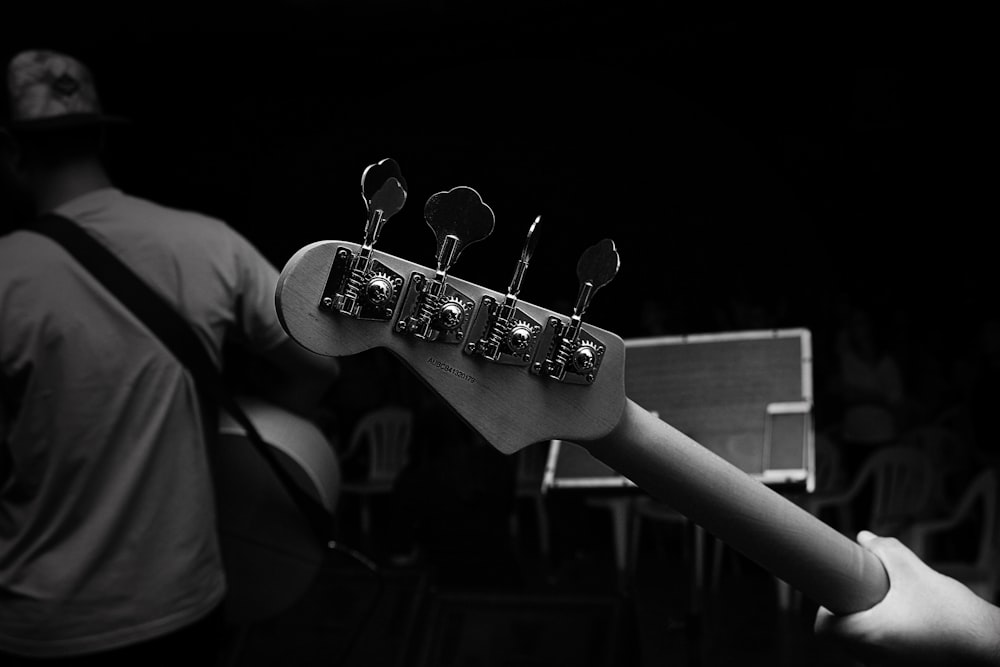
[830,304,905,448]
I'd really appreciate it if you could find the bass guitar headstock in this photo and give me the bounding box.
[275,159,626,454]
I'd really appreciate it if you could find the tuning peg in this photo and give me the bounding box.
[424,186,495,273]
[392,186,493,344]
[530,238,619,385]
[362,157,406,205]
[319,158,408,321]
[572,238,619,319]
[507,215,541,299]
[360,158,407,248]
[522,215,542,261]
[465,216,544,365]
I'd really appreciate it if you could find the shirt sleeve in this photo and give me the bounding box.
[230,233,290,353]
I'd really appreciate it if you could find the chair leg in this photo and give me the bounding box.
[711,536,724,595]
[533,496,550,559]
[627,512,643,584]
[608,499,630,590]
[692,524,706,615]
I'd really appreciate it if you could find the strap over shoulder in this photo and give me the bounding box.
[30,213,335,542]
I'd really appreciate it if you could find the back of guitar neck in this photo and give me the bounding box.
[585,399,889,616]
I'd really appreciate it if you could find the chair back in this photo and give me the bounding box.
[814,433,846,493]
[860,444,934,532]
[344,406,413,485]
[906,424,975,512]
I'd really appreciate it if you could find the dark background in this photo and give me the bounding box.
[2,9,994,432]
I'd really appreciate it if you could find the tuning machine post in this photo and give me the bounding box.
[320,158,407,321]
[531,238,619,384]
[395,186,495,344]
[465,216,543,365]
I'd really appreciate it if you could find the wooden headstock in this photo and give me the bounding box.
[275,239,626,454]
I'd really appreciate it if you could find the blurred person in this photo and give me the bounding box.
[828,303,908,475]
[0,49,337,664]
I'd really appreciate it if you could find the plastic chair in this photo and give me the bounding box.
[340,405,414,542]
[807,444,935,541]
[902,423,975,516]
[909,468,998,603]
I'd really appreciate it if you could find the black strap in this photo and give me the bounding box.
[31,213,334,543]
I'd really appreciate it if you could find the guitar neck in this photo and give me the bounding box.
[274,237,888,616]
[584,399,889,615]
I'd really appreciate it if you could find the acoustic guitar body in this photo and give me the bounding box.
[213,397,340,625]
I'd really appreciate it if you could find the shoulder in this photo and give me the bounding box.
[0,230,67,273]
[116,193,233,235]
[0,231,78,322]
[114,193,270,263]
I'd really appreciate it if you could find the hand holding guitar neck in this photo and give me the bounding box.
[274,159,889,620]
[815,531,1000,666]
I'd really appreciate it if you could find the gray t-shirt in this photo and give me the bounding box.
[0,188,287,656]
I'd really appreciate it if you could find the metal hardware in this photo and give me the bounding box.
[395,186,494,343]
[531,238,619,384]
[319,158,407,321]
[465,216,543,365]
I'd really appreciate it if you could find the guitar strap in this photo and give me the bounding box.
[30,213,335,544]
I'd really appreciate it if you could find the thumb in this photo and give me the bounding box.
[856,530,928,579]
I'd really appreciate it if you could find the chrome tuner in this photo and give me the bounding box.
[466,216,543,365]
[396,186,494,344]
[531,238,619,384]
[321,158,407,321]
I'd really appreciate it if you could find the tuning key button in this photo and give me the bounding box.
[423,187,495,271]
[361,157,408,243]
[530,238,618,385]
[576,238,619,296]
[320,158,407,321]
[395,186,493,345]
